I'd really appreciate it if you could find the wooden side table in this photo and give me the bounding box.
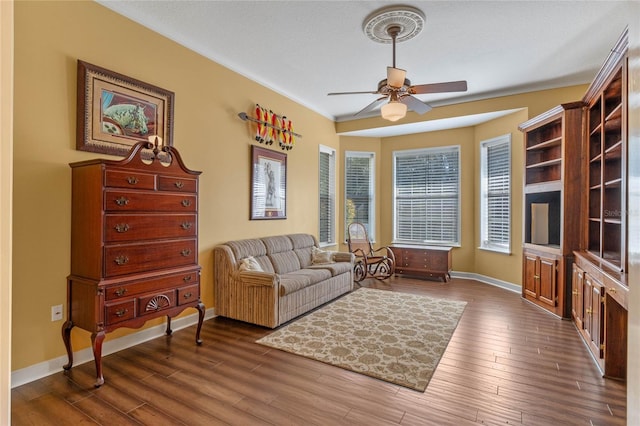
[390,245,452,282]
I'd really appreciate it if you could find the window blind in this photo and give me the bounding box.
[345,152,375,239]
[481,136,511,251]
[319,147,335,245]
[393,146,460,245]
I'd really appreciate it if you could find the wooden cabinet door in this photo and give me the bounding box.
[583,274,604,359]
[571,264,584,329]
[523,253,539,298]
[538,255,557,307]
[591,281,604,359]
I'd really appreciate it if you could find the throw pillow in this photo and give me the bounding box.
[239,256,263,272]
[312,247,334,264]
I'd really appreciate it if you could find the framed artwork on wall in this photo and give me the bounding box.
[251,145,287,220]
[76,60,175,156]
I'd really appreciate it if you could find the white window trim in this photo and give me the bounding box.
[479,134,512,254]
[344,151,376,242]
[318,145,336,247]
[392,145,461,247]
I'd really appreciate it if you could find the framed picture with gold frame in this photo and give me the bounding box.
[76,60,175,156]
[251,145,287,220]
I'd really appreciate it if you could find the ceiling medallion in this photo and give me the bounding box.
[363,5,426,44]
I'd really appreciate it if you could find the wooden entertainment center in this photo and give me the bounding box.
[519,28,629,380]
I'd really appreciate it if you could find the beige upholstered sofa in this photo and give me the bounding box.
[213,233,355,328]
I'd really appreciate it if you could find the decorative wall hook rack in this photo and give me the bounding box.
[238,104,301,150]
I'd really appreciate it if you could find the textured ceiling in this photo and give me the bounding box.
[97,1,634,135]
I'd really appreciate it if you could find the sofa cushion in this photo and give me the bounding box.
[227,238,267,260]
[225,239,275,273]
[263,235,301,274]
[312,247,334,264]
[279,268,333,296]
[239,256,262,271]
[289,233,317,268]
[262,235,293,253]
[309,261,353,276]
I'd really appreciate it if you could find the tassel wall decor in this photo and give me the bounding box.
[238,104,301,150]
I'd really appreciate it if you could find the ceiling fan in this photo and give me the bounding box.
[328,13,468,122]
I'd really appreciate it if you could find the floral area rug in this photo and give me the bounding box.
[256,287,467,391]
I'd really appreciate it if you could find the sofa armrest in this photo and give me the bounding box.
[234,271,279,287]
[333,251,355,263]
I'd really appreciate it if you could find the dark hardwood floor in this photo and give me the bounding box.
[11,277,626,425]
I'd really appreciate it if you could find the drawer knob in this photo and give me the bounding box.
[181,199,192,207]
[183,292,193,299]
[183,275,192,282]
[115,197,130,206]
[114,223,130,233]
[181,222,192,230]
[145,295,171,312]
[114,288,127,297]
[115,308,128,317]
[126,176,139,185]
[114,255,129,265]
[175,181,184,189]
[609,287,617,293]
[181,249,192,257]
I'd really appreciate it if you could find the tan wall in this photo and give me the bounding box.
[337,136,381,249]
[473,110,529,284]
[336,89,586,285]
[12,1,339,370]
[377,127,476,272]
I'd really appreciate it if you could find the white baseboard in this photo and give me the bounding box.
[450,271,521,293]
[11,307,216,389]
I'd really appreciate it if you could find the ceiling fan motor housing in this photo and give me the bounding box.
[378,78,411,93]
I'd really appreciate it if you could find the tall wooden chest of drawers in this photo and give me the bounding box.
[62,141,204,387]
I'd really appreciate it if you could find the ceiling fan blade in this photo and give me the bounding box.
[400,95,433,115]
[355,96,388,116]
[328,90,379,96]
[410,80,468,95]
[387,67,406,88]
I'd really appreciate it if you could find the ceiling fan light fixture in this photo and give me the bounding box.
[381,100,407,122]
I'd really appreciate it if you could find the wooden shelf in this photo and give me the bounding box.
[526,136,562,151]
[604,177,622,187]
[605,103,622,122]
[526,158,561,169]
[605,140,623,156]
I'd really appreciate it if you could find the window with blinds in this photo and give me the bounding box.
[480,135,511,253]
[393,146,460,246]
[319,146,336,245]
[345,152,375,240]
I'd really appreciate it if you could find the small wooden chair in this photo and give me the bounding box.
[346,222,396,282]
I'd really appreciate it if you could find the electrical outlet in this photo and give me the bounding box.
[51,304,63,321]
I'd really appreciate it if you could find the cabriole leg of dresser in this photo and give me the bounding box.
[165,315,172,336]
[61,320,74,370]
[195,301,205,345]
[91,331,105,388]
